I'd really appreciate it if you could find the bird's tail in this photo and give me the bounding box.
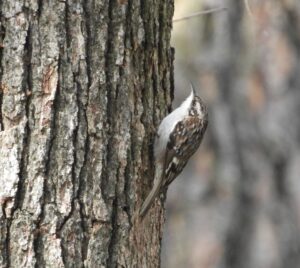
[139,178,163,218]
[139,150,167,218]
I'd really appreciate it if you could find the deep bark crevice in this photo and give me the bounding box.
[57,61,80,235]
[37,0,43,20]
[33,54,62,267]
[102,0,117,201]
[124,146,133,221]
[103,54,118,268]
[78,136,90,263]
[44,55,61,203]
[33,227,45,268]
[13,23,32,214]
[64,0,71,49]
[107,197,118,266]
[74,2,91,259]
[5,219,10,267]
[0,6,5,131]
[81,0,92,90]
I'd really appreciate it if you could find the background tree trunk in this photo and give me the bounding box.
[0,0,174,267]
[163,0,300,267]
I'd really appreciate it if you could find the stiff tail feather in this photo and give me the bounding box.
[139,142,169,218]
[139,178,163,218]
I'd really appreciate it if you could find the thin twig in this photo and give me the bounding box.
[244,0,254,18]
[173,7,227,23]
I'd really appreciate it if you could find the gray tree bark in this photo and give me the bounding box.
[0,0,174,267]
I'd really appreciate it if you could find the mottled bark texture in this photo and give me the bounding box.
[0,0,174,267]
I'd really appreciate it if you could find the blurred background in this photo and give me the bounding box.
[162,0,300,267]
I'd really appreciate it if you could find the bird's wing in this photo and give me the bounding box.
[164,116,203,187]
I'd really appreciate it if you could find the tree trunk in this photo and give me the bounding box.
[0,0,174,267]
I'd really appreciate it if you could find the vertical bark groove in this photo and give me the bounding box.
[0,17,4,131]
[0,0,174,266]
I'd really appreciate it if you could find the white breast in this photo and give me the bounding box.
[154,89,194,160]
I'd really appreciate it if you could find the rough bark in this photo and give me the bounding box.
[0,0,174,267]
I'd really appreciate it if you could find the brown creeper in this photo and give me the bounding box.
[139,84,208,218]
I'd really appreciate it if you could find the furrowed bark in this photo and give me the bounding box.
[0,0,174,267]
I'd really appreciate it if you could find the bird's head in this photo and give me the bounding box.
[189,83,208,121]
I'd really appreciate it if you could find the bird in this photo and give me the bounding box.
[139,83,208,218]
